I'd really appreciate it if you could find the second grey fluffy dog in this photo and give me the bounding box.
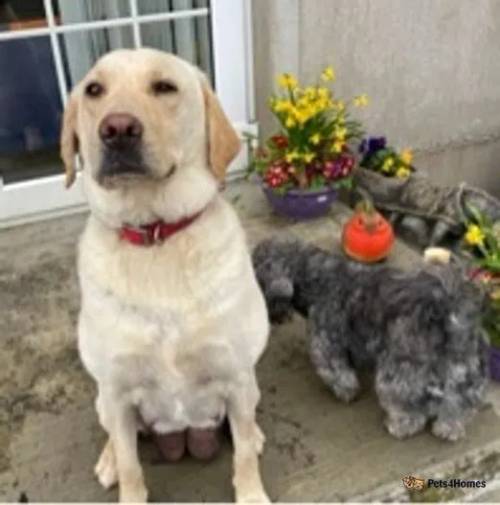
[252,239,488,441]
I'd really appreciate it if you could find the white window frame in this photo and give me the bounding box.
[0,0,256,228]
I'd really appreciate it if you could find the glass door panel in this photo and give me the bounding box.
[141,16,213,82]
[0,35,63,183]
[137,0,209,16]
[59,26,135,88]
[0,0,252,226]
[53,0,130,26]
[0,0,51,31]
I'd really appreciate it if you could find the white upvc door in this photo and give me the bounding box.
[0,0,255,228]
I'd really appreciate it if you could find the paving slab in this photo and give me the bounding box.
[1,181,500,502]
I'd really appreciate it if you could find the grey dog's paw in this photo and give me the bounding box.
[385,412,427,439]
[327,369,360,403]
[432,419,466,441]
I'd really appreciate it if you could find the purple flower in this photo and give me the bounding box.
[368,136,386,152]
[359,136,386,155]
[359,138,367,154]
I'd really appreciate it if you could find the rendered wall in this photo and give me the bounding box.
[252,0,500,194]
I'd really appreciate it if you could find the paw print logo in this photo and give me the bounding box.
[402,475,426,491]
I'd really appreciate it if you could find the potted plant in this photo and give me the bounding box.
[247,66,367,219]
[353,136,415,203]
[342,198,395,263]
[359,136,414,178]
[463,209,500,381]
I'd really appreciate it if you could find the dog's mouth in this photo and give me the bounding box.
[98,149,176,189]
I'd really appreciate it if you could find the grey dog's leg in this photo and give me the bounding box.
[432,326,488,441]
[376,351,428,439]
[431,359,485,442]
[432,384,468,442]
[308,311,360,403]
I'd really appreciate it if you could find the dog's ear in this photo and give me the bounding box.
[60,91,80,188]
[199,73,241,180]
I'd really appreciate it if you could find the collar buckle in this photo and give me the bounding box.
[140,222,162,246]
[120,209,204,247]
[151,222,162,244]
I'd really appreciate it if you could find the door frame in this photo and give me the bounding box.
[0,0,256,228]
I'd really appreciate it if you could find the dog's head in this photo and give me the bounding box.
[60,48,240,224]
[252,240,296,324]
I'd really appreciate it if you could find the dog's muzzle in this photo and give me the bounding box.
[98,112,148,179]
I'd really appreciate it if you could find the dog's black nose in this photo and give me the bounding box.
[99,113,143,149]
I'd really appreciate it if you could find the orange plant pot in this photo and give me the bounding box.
[342,203,395,262]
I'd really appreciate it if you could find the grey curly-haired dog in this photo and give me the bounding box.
[252,238,488,441]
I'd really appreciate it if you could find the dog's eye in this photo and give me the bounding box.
[85,81,104,98]
[152,79,178,95]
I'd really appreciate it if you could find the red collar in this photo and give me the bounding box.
[119,211,202,246]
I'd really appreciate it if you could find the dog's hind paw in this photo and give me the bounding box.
[432,419,466,442]
[236,488,270,503]
[385,413,426,439]
[95,439,118,490]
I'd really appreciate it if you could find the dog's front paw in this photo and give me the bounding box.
[432,419,465,442]
[119,482,148,503]
[236,488,270,503]
[385,413,426,439]
[95,439,117,489]
[332,371,360,403]
[315,366,360,403]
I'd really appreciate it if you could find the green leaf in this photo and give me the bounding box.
[334,176,354,190]
[310,174,327,189]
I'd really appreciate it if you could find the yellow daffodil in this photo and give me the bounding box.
[334,126,347,141]
[396,166,411,179]
[465,224,485,247]
[321,66,336,82]
[268,68,366,164]
[318,87,330,100]
[400,148,413,165]
[273,99,292,113]
[293,108,310,124]
[332,140,344,153]
[304,86,317,99]
[303,152,315,163]
[382,156,395,173]
[353,94,369,107]
[313,98,328,114]
[297,96,309,108]
[310,133,321,145]
[277,73,298,89]
[285,150,300,163]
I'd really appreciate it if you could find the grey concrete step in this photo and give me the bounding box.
[1,181,500,502]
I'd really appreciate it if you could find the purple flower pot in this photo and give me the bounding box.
[262,185,338,220]
[488,345,500,382]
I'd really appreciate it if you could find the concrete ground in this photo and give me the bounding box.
[2,181,500,502]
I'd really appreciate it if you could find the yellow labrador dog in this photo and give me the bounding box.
[61,48,269,503]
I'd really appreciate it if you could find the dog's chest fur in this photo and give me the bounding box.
[112,333,233,432]
[78,199,267,432]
